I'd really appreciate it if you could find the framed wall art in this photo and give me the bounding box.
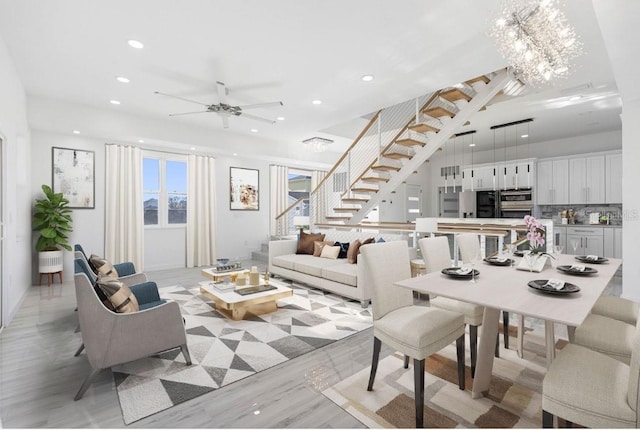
[52,147,95,209]
[230,167,259,211]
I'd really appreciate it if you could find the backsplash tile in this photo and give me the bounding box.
[536,204,622,225]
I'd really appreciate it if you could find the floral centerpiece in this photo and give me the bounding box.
[520,215,552,271]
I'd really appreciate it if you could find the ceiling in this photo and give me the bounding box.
[0,0,623,162]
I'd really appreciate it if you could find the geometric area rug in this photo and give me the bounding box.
[111,278,372,424]
[322,328,568,428]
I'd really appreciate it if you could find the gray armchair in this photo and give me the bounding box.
[74,259,191,400]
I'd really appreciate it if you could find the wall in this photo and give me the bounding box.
[0,35,31,325]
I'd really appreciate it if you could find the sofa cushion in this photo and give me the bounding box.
[293,255,346,277]
[313,240,334,257]
[320,245,341,259]
[296,230,326,255]
[322,263,358,286]
[272,254,298,270]
[334,241,350,258]
[347,239,361,264]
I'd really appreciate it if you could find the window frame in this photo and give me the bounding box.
[143,151,188,229]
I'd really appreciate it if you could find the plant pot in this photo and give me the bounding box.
[39,249,63,273]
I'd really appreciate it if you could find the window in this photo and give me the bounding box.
[143,155,187,226]
[288,169,311,216]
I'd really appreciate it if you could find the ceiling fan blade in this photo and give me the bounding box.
[238,101,284,110]
[221,115,229,129]
[240,112,276,124]
[154,91,209,107]
[216,81,228,105]
[168,110,211,116]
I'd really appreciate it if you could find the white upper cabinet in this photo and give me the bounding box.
[536,159,569,205]
[569,155,605,204]
[462,165,496,191]
[605,153,622,204]
[498,160,534,190]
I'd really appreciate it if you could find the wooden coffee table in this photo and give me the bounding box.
[199,278,293,321]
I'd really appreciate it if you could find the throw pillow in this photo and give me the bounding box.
[376,237,386,243]
[313,240,334,257]
[296,229,325,255]
[96,276,139,313]
[89,254,120,279]
[346,239,361,264]
[334,241,350,259]
[360,237,376,247]
[320,245,341,259]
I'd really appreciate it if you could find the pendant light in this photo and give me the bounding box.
[514,124,519,190]
[470,133,476,192]
[444,138,448,194]
[492,128,497,191]
[503,127,507,191]
[453,135,457,193]
[526,122,531,187]
[461,134,466,192]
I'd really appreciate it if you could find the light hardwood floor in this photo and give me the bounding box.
[0,262,389,428]
[0,261,622,428]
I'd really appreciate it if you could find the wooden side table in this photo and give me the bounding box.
[40,271,62,286]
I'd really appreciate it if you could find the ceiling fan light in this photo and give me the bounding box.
[312,100,322,105]
[116,76,130,83]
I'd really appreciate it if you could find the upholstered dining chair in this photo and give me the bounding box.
[360,241,466,428]
[542,323,640,428]
[572,311,637,364]
[455,233,512,351]
[419,236,486,377]
[73,259,191,400]
[591,295,639,325]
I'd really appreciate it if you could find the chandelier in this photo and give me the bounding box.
[302,137,333,152]
[490,0,582,86]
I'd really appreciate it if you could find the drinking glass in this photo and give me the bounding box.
[470,251,481,283]
[505,243,516,267]
[570,238,580,255]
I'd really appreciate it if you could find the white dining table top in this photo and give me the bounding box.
[395,254,622,328]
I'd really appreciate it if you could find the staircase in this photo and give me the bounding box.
[310,68,514,226]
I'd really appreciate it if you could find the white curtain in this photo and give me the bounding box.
[104,144,144,270]
[311,170,327,226]
[270,165,289,237]
[187,154,217,267]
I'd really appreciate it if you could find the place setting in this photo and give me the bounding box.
[441,266,480,279]
[527,278,581,295]
[575,254,609,264]
[556,263,598,276]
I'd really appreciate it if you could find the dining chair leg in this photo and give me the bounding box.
[404,355,410,369]
[455,334,465,390]
[367,337,382,391]
[495,333,500,358]
[414,357,425,428]
[517,314,525,358]
[470,325,477,378]
[542,409,554,428]
[503,311,510,349]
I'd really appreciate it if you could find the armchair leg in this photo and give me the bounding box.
[74,343,85,357]
[455,334,465,390]
[414,358,425,428]
[542,410,554,428]
[181,344,192,365]
[74,368,101,401]
[367,337,382,391]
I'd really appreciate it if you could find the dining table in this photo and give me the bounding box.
[394,253,622,399]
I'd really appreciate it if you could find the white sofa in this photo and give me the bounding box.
[269,230,414,307]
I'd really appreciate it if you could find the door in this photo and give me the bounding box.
[438,186,460,218]
[405,184,421,222]
[0,137,3,329]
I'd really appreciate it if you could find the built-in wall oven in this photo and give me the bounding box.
[499,188,533,218]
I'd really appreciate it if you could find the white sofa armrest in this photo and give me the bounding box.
[269,240,298,271]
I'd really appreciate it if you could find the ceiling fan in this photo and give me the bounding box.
[155,81,283,129]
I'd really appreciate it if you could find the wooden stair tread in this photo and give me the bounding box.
[333,207,358,212]
[371,165,401,172]
[408,122,440,133]
[361,176,389,182]
[395,138,425,147]
[465,75,490,85]
[351,187,378,193]
[325,216,351,220]
[384,152,411,160]
[440,88,472,102]
[342,197,369,203]
[422,106,455,118]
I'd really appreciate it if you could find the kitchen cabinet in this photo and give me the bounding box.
[498,159,535,190]
[462,165,494,191]
[536,159,569,205]
[603,227,623,259]
[569,156,605,204]
[605,153,622,204]
[566,226,604,256]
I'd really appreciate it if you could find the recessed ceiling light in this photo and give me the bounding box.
[72,130,80,134]
[233,153,238,156]
[110,100,121,105]
[469,143,476,147]
[312,100,322,105]
[361,74,374,82]
[277,116,285,121]
[138,139,144,143]
[190,147,195,150]
[250,128,258,133]
[116,76,130,83]
[127,39,144,49]
[521,134,529,138]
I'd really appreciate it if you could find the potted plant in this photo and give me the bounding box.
[33,184,73,276]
